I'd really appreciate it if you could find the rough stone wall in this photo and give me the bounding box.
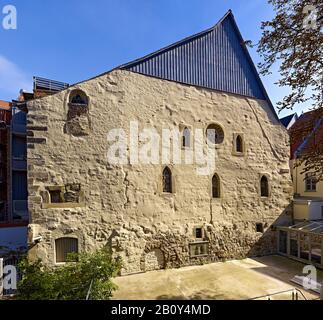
[26,70,293,274]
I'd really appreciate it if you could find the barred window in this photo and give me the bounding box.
[55,237,78,263]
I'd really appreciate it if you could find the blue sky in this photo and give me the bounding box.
[0,0,310,117]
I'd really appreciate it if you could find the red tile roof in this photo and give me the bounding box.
[0,100,11,110]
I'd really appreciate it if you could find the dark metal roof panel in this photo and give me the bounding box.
[121,11,268,102]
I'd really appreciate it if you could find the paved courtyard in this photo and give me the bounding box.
[113,255,322,300]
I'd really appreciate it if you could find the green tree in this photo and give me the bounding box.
[256,0,322,178]
[257,0,322,111]
[17,249,122,300]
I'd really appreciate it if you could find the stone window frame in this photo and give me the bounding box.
[232,132,245,156]
[160,166,176,195]
[194,226,204,239]
[189,241,209,257]
[64,88,91,120]
[259,174,271,199]
[54,236,79,265]
[41,185,85,209]
[205,122,225,147]
[68,89,89,107]
[210,172,221,200]
[179,124,192,150]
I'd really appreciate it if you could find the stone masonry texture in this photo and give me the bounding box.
[26,70,293,275]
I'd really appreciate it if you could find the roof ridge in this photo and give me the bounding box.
[118,10,233,69]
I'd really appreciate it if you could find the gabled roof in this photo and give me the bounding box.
[119,10,277,119]
[280,113,298,129]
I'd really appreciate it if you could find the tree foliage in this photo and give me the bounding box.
[257,0,322,111]
[257,0,322,179]
[16,249,122,300]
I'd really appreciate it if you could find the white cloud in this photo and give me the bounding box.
[0,55,32,100]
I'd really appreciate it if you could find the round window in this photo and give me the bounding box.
[206,124,224,144]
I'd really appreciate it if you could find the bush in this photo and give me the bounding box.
[17,249,122,300]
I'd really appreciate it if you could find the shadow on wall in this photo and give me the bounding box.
[247,203,293,258]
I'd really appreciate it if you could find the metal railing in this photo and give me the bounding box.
[33,76,69,92]
[250,288,308,300]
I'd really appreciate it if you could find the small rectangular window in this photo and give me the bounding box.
[49,189,62,203]
[305,174,316,192]
[195,228,203,239]
[256,223,264,233]
[55,237,78,263]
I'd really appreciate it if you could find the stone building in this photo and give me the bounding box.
[25,11,293,274]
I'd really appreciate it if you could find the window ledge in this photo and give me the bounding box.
[160,192,175,197]
[191,254,209,258]
[232,151,245,157]
[42,202,85,209]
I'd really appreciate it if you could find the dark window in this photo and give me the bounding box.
[260,176,269,197]
[70,93,88,105]
[236,135,243,153]
[162,167,172,193]
[55,237,78,263]
[321,207,323,218]
[49,190,62,203]
[182,127,190,148]
[212,174,220,198]
[256,223,264,233]
[195,228,202,239]
[305,174,316,192]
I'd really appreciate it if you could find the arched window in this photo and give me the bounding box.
[236,135,243,153]
[206,123,224,144]
[162,167,172,193]
[69,90,88,106]
[212,174,220,198]
[260,176,269,197]
[182,127,190,148]
[55,237,78,263]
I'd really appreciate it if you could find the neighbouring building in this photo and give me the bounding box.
[277,109,323,268]
[0,100,11,223]
[280,113,298,130]
[24,11,293,274]
[288,109,323,221]
[0,99,28,256]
